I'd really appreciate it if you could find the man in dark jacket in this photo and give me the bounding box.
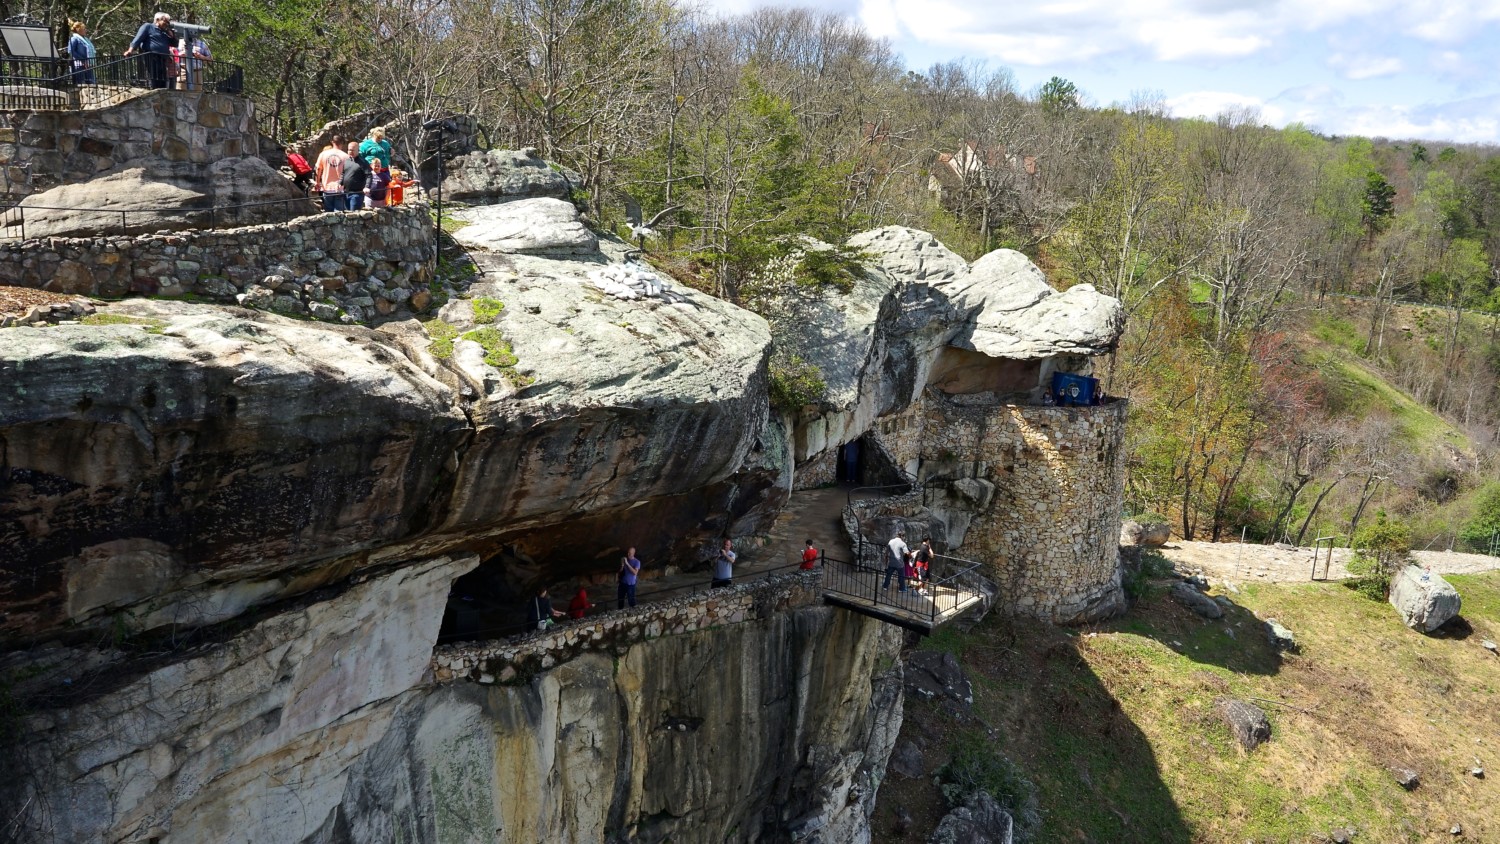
[341,141,370,210]
[124,13,175,89]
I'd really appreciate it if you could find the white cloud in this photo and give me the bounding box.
[1327,53,1404,79]
[1167,90,1285,125]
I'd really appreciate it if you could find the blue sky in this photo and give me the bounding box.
[703,0,1500,145]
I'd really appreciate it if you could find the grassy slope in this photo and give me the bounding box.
[1307,312,1474,457]
[877,571,1500,843]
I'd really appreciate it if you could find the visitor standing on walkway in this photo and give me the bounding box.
[568,587,593,620]
[913,537,933,594]
[618,547,641,609]
[883,529,909,592]
[342,141,370,210]
[181,33,211,91]
[67,21,96,85]
[527,588,564,631]
[359,126,393,169]
[712,538,736,588]
[800,539,819,570]
[124,13,175,89]
[314,135,348,213]
[367,160,392,208]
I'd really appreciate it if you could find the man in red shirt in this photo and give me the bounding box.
[800,539,819,570]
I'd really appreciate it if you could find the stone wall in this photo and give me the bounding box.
[0,89,257,201]
[433,570,822,684]
[794,446,837,490]
[875,391,1128,622]
[0,203,436,323]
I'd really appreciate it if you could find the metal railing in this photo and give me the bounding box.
[441,557,818,645]
[820,551,987,628]
[0,195,318,240]
[0,53,243,111]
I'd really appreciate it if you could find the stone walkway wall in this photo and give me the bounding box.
[1,203,436,323]
[0,89,256,201]
[432,570,823,684]
[876,392,1129,623]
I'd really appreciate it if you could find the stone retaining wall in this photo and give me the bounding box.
[0,203,436,323]
[875,392,1128,623]
[432,570,823,684]
[0,89,257,201]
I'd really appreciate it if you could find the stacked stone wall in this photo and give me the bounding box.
[432,570,822,684]
[0,90,257,201]
[874,393,1127,622]
[794,448,837,490]
[0,203,436,323]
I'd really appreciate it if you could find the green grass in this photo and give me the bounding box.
[80,313,166,333]
[1311,314,1364,353]
[471,297,504,323]
[880,571,1500,843]
[459,326,518,369]
[1312,347,1471,453]
[423,318,459,359]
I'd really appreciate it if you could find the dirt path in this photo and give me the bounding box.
[1158,540,1500,583]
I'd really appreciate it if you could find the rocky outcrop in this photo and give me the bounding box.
[1389,565,1462,633]
[6,556,903,844]
[440,148,578,204]
[1172,582,1224,619]
[451,197,598,255]
[1217,697,1271,751]
[8,156,310,238]
[928,792,1014,844]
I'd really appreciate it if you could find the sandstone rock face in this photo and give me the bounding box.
[439,148,577,204]
[1389,564,1462,633]
[7,565,903,844]
[1,207,773,643]
[450,197,598,255]
[9,155,309,238]
[7,553,477,843]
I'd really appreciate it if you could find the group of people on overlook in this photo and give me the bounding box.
[66,13,212,90]
[287,129,416,212]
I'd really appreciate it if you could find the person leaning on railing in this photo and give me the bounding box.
[67,21,97,85]
[124,13,176,89]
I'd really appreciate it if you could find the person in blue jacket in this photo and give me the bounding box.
[124,13,176,89]
[67,21,96,84]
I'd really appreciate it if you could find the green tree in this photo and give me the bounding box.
[1460,482,1500,552]
[1351,511,1412,580]
[1038,76,1080,114]
[1361,170,1397,239]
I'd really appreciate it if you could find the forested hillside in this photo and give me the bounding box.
[49,0,1500,549]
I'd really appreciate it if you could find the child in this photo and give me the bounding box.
[388,168,417,206]
[567,587,593,620]
[367,159,392,208]
[287,151,315,194]
[800,538,818,570]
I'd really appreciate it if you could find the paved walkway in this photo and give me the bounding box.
[1159,541,1500,583]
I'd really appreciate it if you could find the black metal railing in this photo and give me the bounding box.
[0,54,244,111]
[819,551,987,628]
[441,558,819,645]
[0,195,319,240]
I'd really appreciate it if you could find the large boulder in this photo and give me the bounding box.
[1217,697,1271,751]
[450,197,597,255]
[929,791,1014,844]
[440,147,577,204]
[1172,581,1224,619]
[1389,565,1462,633]
[8,156,309,238]
[904,650,973,706]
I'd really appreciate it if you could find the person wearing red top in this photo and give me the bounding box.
[567,587,593,620]
[800,539,819,570]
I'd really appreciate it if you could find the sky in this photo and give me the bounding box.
[701,0,1500,145]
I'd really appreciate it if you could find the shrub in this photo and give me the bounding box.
[1459,482,1500,553]
[1349,511,1412,597]
[940,733,1041,837]
[767,350,825,411]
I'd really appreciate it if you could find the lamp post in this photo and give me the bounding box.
[422,115,447,273]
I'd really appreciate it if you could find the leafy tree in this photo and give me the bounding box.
[1361,170,1397,238]
[1460,482,1500,553]
[1350,510,1412,580]
[1038,76,1080,114]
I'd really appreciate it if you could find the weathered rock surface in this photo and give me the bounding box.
[1389,564,1462,633]
[451,197,598,255]
[928,791,1015,844]
[1217,697,1272,751]
[1,228,773,641]
[904,650,974,706]
[1265,618,1297,653]
[439,147,577,204]
[7,573,903,844]
[1172,582,1225,619]
[1121,519,1171,547]
[9,156,307,238]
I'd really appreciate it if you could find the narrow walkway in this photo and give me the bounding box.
[764,485,857,565]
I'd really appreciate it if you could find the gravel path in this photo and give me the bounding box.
[1158,540,1500,583]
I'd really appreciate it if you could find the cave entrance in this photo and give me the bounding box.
[836,439,864,484]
